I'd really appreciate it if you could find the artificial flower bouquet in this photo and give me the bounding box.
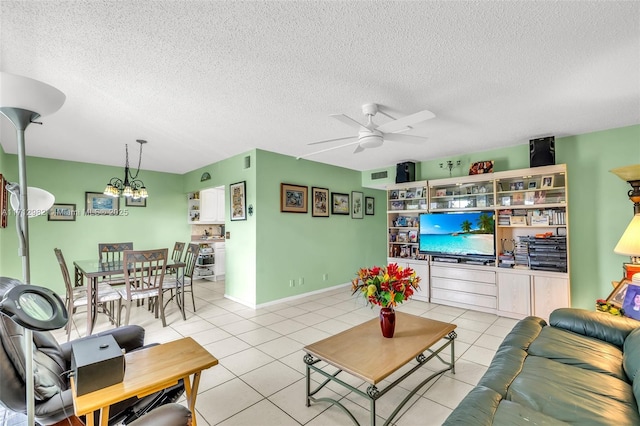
[351,263,421,308]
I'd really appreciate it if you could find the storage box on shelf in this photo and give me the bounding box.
[386,180,429,302]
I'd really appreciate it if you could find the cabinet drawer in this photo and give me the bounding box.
[431,288,496,309]
[431,265,495,284]
[432,277,496,296]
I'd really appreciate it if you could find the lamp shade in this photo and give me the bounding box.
[9,187,55,217]
[614,214,640,256]
[0,72,65,115]
[0,284,67,331]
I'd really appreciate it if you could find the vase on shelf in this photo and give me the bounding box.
[379,307,396,338]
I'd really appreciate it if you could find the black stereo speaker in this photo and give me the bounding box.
[529,137,555,168]
[396,162,415,183]
[71,335,125,396]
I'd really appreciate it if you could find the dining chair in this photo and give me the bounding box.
[117,248,169,327]
[166,242,186,276]
[54,248,121,340]
[162,243,200,318]
[98,242,134,286]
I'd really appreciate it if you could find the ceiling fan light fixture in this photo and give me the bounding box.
[359,130,384,149]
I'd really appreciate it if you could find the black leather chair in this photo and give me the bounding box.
[0,276,190,426]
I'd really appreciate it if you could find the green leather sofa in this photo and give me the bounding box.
[444,308,640,425]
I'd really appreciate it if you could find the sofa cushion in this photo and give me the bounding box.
[493,399,570,425]
[528,326,626,380]
[507,356,640,424]
[623,327,640,382]
[550,308,639,348]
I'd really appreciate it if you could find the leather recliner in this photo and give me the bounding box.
[0,276,191,425]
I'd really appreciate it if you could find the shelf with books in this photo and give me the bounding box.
[387,181,428,262]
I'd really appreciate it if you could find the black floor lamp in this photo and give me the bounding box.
[0,71,66,426]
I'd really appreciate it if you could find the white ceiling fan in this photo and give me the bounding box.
[297,103,435,159]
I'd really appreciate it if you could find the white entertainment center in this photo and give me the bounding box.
[387,164,570,320]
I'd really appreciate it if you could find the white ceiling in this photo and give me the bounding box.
[1,1,638,175]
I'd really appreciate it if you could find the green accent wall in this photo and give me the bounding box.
[0,153,188,294]
[2,124,639,311]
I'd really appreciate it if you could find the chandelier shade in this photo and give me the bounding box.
[104,140,149,199]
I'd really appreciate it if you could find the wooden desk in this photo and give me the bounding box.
[71,337,217,426]
[304,312,457,425]
[73,259,185,335]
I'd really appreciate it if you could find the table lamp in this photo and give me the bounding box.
[0,71,65,426]
[614,214,640,265]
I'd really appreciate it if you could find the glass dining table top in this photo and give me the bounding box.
[74,259,184,278]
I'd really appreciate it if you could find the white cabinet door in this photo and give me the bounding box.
[497,272,531,318]
[214,242,225,277]
[215,187,225,222]
[532,275,570,321]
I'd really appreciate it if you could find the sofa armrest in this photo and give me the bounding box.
[550,308,639,348]
[443,386,500,425]
[60,325,145,361]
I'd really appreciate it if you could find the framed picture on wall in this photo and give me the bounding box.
[230,181,246,221]
[125,197,146,207]
[85,192,119,215]
[351,191,363,219]
[311,187,329,217]
[365,196,375,215]
[48,203,76,221]
[0,174,7,228]
[331,192,349,215]
[280,183,308,213]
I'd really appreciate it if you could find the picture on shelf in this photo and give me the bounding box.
[405,190,416,199]
[622,283,640,320]
[389,190,399,200]
[528,181,538,189]
[541,175,554,188]
[607,278,629,308]
[435,189,447,197]
[509,216,527,226]
[408,230,418,243]
[524,191,535,205]
[534,191,546,204]
[398,190,407,199]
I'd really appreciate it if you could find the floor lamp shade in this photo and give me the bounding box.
[614,214,640,258]
[0,72,65,116]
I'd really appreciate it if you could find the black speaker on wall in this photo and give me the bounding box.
[396,162,415,183]
[529,136,555,168]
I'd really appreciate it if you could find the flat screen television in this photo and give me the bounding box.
[419,212,495,258]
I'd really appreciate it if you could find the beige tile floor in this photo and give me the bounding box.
[53,279,519,426]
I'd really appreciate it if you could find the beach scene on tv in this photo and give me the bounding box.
[419,212,495,256]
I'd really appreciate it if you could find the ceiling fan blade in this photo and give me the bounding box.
[376,109,435,134]
[353,145,365,154]
[330,114,368,130]
[296,140,361,160]
[383,133,428,144]
[307,135,357,146]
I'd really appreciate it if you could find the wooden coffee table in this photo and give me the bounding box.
[303,312,457,426]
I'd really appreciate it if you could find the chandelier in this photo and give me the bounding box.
[103,139,148,199]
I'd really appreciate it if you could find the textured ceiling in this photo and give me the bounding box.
[1,1,638,174]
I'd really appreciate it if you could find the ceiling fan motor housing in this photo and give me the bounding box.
[359,130,384,148]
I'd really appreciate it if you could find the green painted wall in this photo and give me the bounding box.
[0,154,188,294]
[254,151,386,305]
[364,124,640,310]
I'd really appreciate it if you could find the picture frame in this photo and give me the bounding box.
[541,175,554,188]
[469,160,494,175]
[351,191,364,219]
[331,192,349,215]
[528,180,538,189]
[509,216,527,226]
[0,174,7,228]
[515,181,525,190]
[398,190,407,199]
[48,203,76,221]
[435,189,446,197]
[280,183,307,213]
[230,181,247,221]
[125,197,146,207]
[622,283,640,320]
[311,187,329,217]
[607,278,630,308]
[85,192,119,215]
[365,196,375,215]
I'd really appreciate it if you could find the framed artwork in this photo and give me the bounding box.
[311,187,329,217]
[607,278,630,308]
[528,180,538,189]
[85,192,119,215]
[331,192,349,215]
[280,183,308,213]
[230,181,247,221]
[351,191,364,219]
[622,283,640,320]
[125,197,146,207]
[469,160,494,175]
[541,175,554,188]
[365,196,375,215]
[0,174,7,228]
[48,203,76,221]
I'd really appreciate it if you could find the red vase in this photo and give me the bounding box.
[379,307,395,338]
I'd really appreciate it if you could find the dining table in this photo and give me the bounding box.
[73,258,186,336]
